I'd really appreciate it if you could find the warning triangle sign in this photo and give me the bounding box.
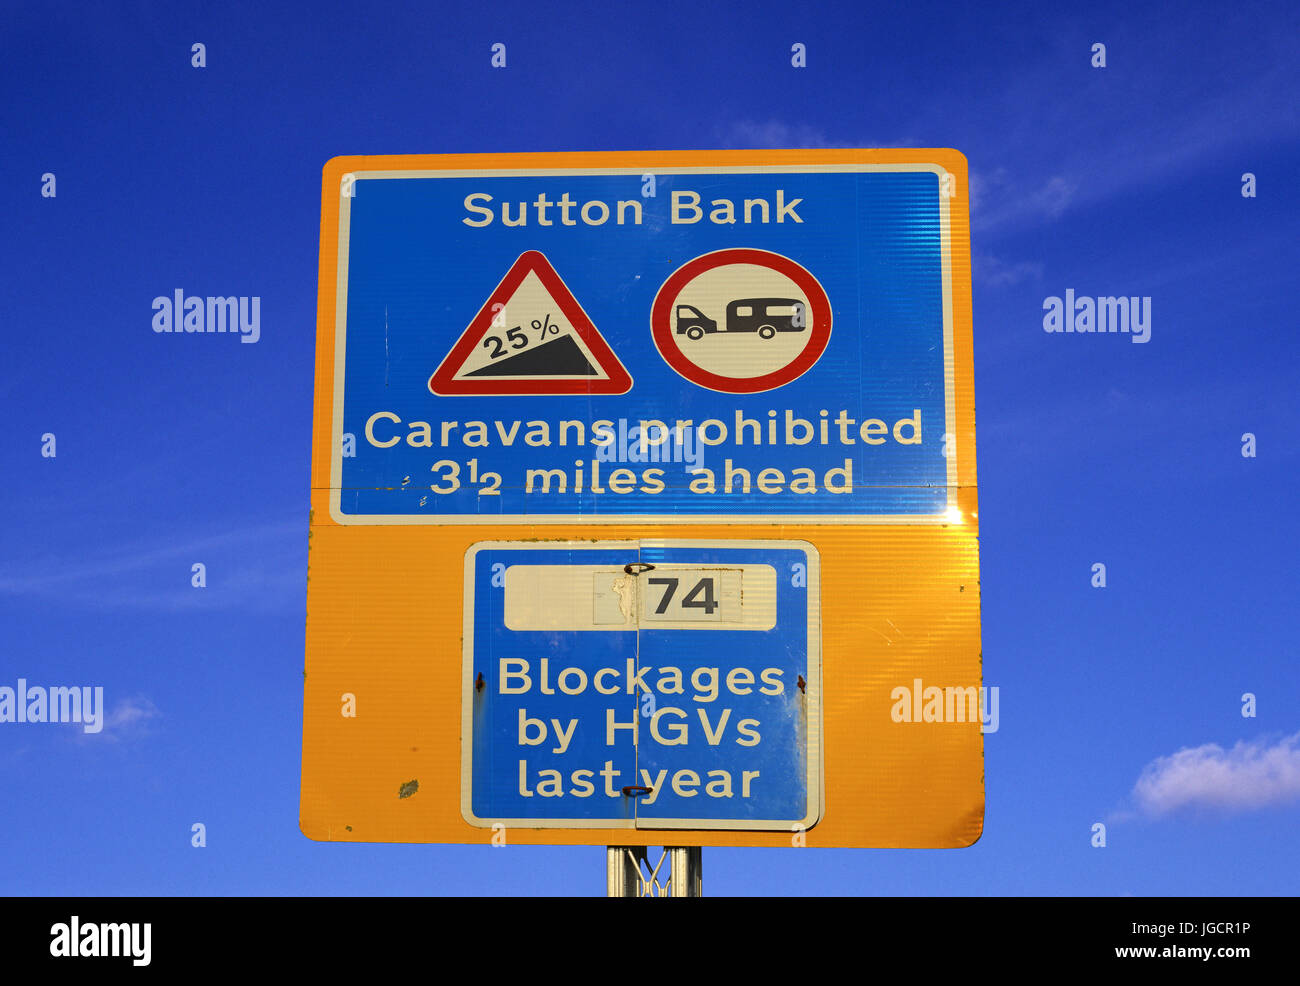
[429,251,632,396]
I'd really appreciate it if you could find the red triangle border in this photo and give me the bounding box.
[428,251,633,396]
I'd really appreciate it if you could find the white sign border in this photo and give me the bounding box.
[330,163,960,526]
[459,538,824,832]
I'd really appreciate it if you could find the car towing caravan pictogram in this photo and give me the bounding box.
[675,298,807,340]
[652,248,832,394]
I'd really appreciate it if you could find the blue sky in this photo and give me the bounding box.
[1,0,1297,895]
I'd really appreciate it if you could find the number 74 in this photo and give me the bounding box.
[647,577,718,615]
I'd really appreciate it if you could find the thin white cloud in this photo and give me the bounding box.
[714,120,837,149]
[713,15,1297,241]
[73,696,160,744]
[712,119,905,150]
[0,520,304,612]
[1130,731,1300,817]
[102,696,160,732]
[969,168,1077,233]
[972,251,1044,288]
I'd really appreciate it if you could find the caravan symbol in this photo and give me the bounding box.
[675,298,806,340]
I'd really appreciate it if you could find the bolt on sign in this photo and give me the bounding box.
[301,149,982,849]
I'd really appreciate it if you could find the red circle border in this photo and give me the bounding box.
[650,248,833,394]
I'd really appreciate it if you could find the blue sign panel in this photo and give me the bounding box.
[329,163,957,524]
[460,540,822,830]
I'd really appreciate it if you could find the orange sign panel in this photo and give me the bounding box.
[301,149,982,848]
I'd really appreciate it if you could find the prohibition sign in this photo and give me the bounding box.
[650,248,832,394]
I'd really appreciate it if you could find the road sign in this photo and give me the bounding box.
[429,251,632,396]
[462,540,821,831]
[321,154,960,525]
[302,149,982,850]
[650,248,832,393]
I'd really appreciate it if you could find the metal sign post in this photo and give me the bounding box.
[607,847,701,897]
